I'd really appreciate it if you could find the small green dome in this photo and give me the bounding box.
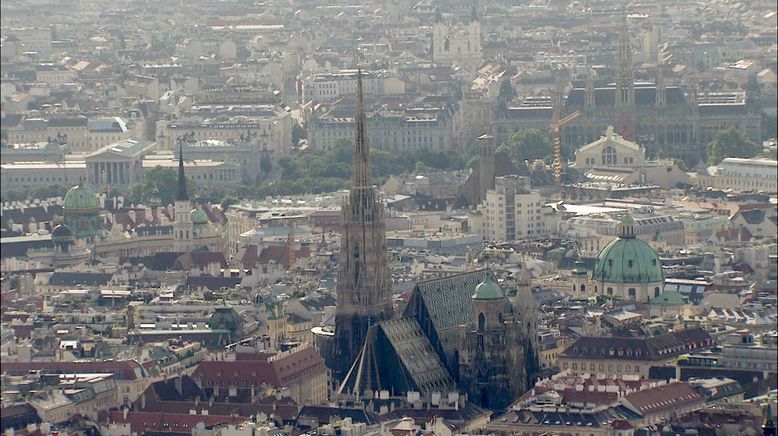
[191,208,208,225]
[593,235,663,284]
[63,183,99,211]
[473,275,504,300]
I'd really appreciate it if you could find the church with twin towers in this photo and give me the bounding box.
[331,68,538,412]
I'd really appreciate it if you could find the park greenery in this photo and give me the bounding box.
[706,127,762,165]
[127,166,197,206]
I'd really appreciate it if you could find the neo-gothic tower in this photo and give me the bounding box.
[615,8,635,109]
[458,274,533,411]
[334,69,393,379]
[173,143,193,253]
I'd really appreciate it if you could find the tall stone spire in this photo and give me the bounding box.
[333,67,393,380]
[176,142,189,202]
[173,142,193,253]
[351,69,372,192]
[615,5,635,108]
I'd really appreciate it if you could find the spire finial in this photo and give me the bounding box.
[352,65,372,189]
[176,142,189,202]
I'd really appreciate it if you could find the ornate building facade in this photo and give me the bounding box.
[458,275,536,411]
[333,70,394,379]
[478,11,761,165]
[431,7,482,69]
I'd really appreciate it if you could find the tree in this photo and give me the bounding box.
[707,127,761,165]
[220,195,238,211]
[128,166,196,205]
[506,129,552,163]
[292,123,307,146]
[29,185,68,200]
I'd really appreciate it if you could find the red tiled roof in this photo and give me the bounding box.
[192,346,326,389]
[257,245,311,269]
[192,359,280,388]
[561,389,617,405]
[239,245,259,268]
[173,251,228,271]
[107,410,244,434]
[624,382,703,415]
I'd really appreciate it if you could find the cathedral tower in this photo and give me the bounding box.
[334,69,393,379]
[173,143,193,253]
[459,274,531,411]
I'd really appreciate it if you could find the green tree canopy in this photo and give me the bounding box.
[506,129,553,163]
[128,166,196,206]
[707,127,761,165]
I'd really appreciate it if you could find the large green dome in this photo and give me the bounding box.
[473,275,504,300]
[593,216,663,284]
[63,184,99,211]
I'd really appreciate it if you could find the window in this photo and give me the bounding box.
[602,146,617,165]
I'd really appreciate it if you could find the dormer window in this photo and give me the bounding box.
[628,260,633,268]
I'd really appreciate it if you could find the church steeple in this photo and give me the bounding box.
[334,65,393,380]
[177,142,189,202]
[173,142,193,253]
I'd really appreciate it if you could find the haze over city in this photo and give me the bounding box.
[0,0,776,435]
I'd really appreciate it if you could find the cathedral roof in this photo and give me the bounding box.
[337,317,455,397]
[405,270,493,332]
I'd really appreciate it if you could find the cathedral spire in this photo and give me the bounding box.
[177,142,189,202]
[352,68,372,190]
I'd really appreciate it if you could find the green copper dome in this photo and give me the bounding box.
[593,215,663,284]
[473,275,505,300]
[63,182,104,239]
[191,208,208,225]
[63,183,99,210]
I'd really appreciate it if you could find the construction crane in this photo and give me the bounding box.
[550,110,581,187]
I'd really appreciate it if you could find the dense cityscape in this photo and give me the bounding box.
[0,0,776,435]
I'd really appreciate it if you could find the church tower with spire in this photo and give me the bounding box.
[173,143,193,253]
[333,68,393,379]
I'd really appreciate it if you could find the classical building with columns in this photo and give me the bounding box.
[85,139,155,189]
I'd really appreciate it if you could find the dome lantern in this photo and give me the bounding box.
[619,214,635,238]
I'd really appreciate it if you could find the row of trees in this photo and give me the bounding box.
[0,127,764,205]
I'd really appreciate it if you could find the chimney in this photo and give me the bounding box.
[123,407,129,420]
[141,392,146,409]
